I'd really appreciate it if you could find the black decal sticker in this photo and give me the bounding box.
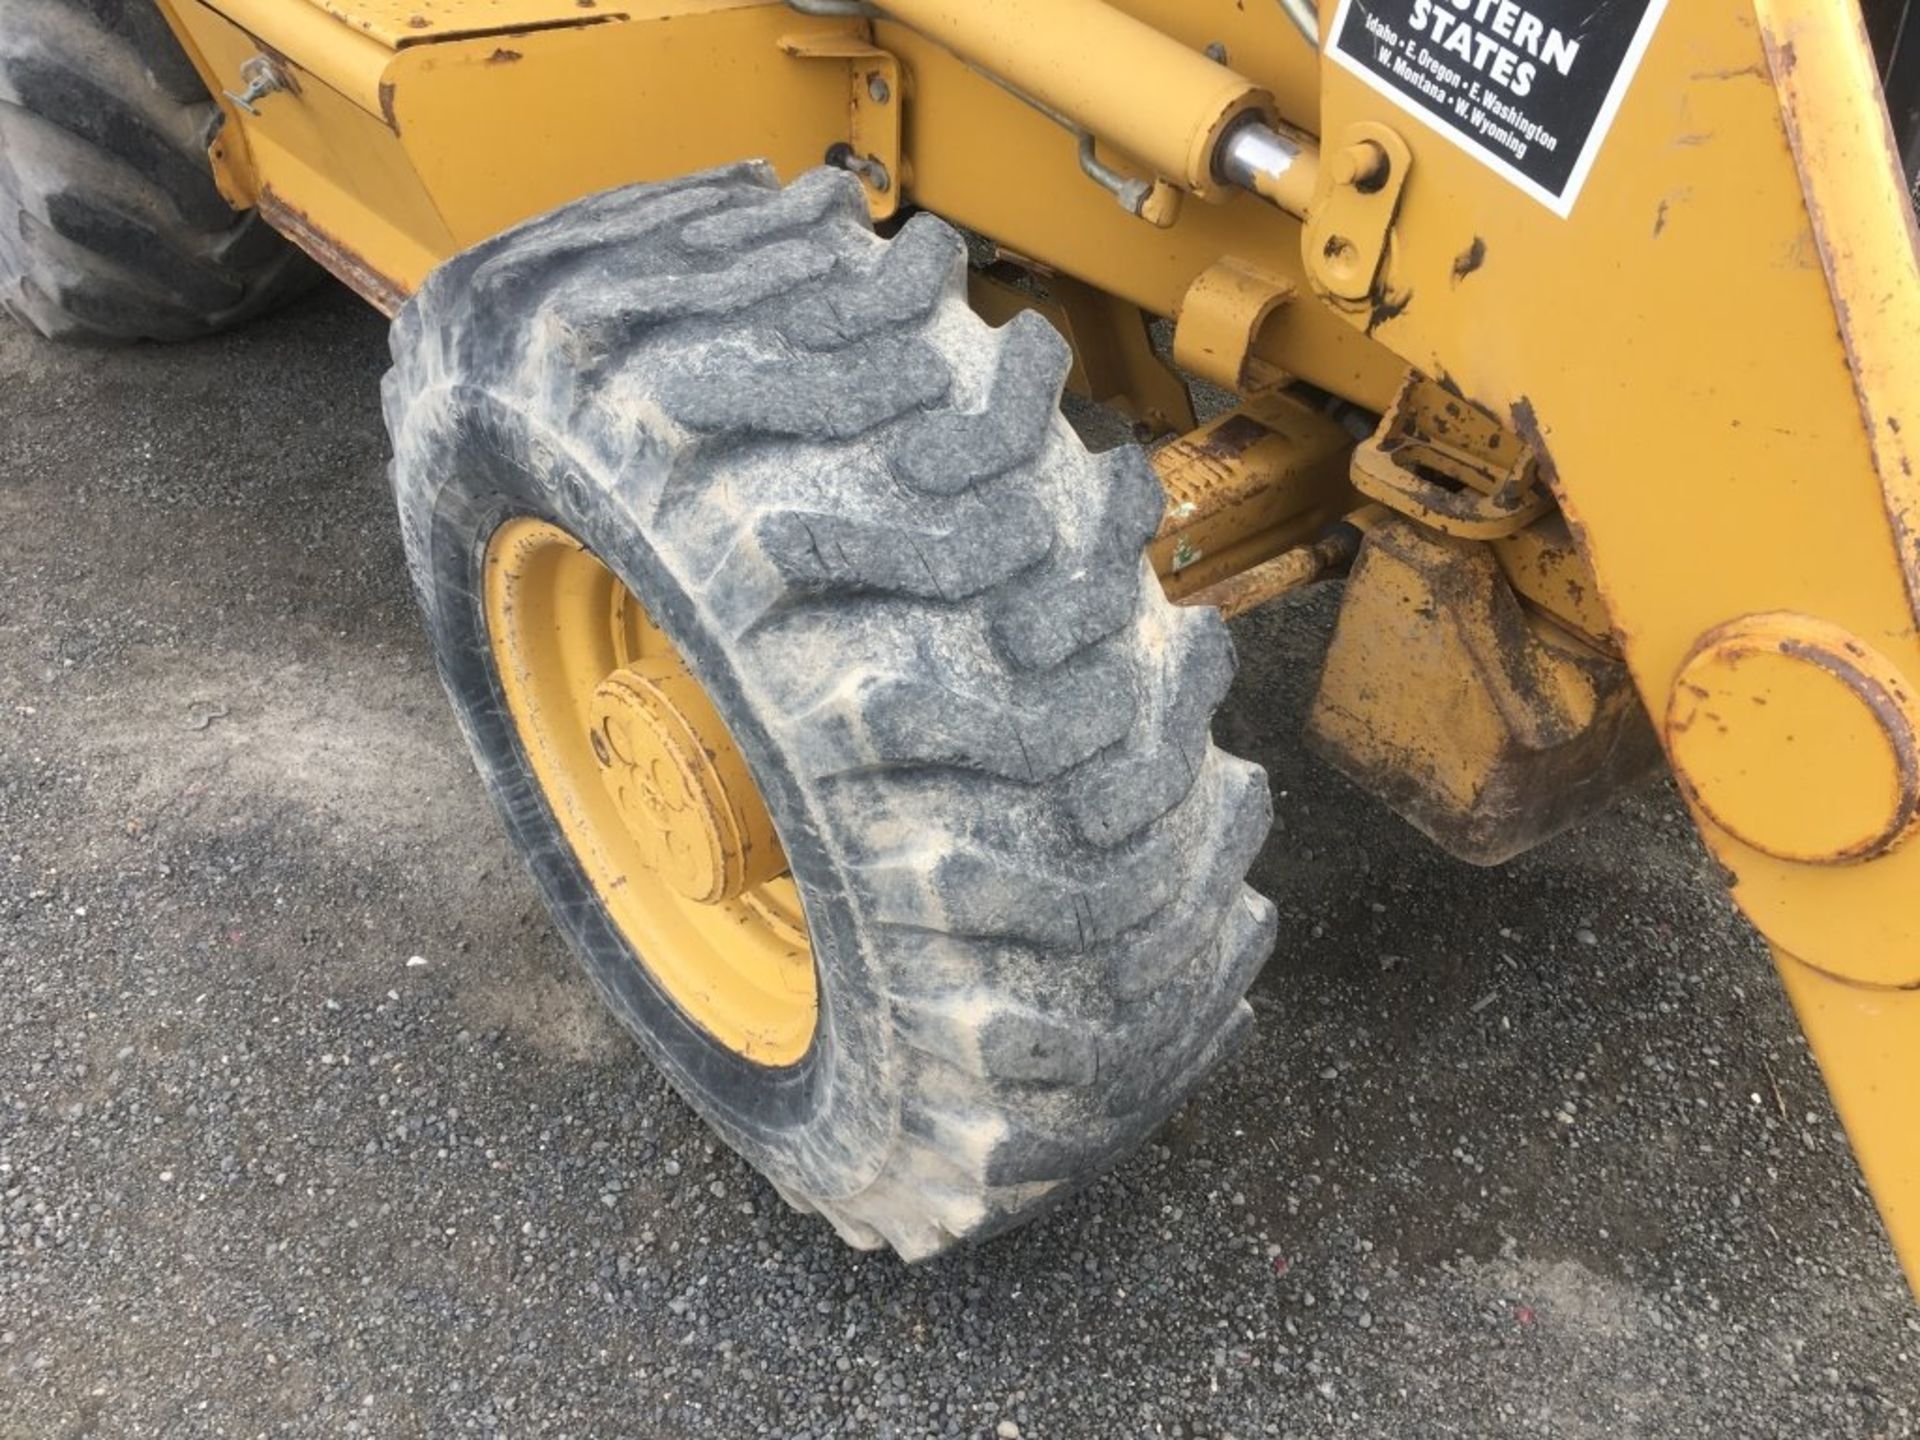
[1326,0,1669,216]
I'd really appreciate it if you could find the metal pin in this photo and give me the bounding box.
[222,55,288,117]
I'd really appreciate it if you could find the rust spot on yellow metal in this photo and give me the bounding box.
[486,45,523,62]
[1448,236,1486,285]
[1363,286,1411,336]
[1691,61,1770,83]
[1189,413,1271,464]
[256,187,409,316]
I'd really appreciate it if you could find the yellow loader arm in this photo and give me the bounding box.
[1316,0,1920,1289]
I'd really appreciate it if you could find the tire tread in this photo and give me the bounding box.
[385,163,1277,1259]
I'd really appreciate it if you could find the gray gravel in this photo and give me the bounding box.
[2,286,1916,1439]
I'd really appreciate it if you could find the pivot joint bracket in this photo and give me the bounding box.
[1351,373,1551,540]
[1171,255,1297,395]
[1303,120,1412,308]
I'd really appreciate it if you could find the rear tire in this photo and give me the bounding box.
[0,0,316,343]
[383,164,1278,1259]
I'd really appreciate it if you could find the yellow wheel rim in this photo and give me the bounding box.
[484,517,817,1065]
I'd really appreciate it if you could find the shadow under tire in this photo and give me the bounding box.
[0,0,316,343]
[382,163,1278,1259]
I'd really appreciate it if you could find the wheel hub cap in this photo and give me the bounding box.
[588,663,782,905]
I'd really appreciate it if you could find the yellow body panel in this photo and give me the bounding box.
[150,0,1920,1288]
[162,0,870,302]
[393,12,853,247]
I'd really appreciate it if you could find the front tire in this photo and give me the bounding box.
[383,164,1277,1258]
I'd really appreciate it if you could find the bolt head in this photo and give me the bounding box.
[1332,141,1390,192]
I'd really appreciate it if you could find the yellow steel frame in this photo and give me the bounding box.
[153,0,1920,1289]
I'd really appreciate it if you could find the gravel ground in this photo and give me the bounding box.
[1,285,1916,1440]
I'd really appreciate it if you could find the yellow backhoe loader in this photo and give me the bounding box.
[4,0,1916,1288]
